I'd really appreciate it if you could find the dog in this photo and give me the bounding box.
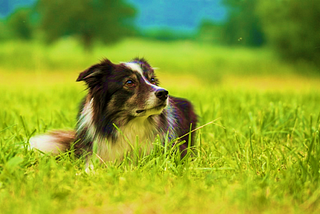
[30,58,197,167]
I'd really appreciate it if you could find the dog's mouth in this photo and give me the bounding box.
[135,103,167,115]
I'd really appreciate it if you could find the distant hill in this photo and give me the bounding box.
[0,0,226,33]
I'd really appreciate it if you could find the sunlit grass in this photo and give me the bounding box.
[1,39,320,213]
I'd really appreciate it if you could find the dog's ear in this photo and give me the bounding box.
[76,65,101,82]
[76,59,113,85]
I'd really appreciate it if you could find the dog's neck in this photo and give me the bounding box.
[77,98,159,162]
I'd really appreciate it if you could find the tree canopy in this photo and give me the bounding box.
[257,0,320,66]
[36,0,136,50]
[1,0,320,67]
[7,8,34,40]
[222,0,265,47]
[198,0,320,66]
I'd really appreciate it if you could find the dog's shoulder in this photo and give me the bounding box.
[169,96,197,153]
[169,96,197,123]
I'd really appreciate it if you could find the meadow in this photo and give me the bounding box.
[1,38,320,213]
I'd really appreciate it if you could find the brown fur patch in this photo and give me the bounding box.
[48,130,76,147]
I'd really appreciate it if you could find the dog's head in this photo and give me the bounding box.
[77,58,169,118]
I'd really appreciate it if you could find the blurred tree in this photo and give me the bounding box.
[7,8,33,40]
[36,0,136,50]
[141,28,193,41]
[222,0,265,46]
[0,19,11,40]
[196,20,224,44]
[257,0,320,66]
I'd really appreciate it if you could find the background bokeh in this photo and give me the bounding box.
[0,0,319,80]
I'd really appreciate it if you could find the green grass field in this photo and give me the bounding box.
[1,39,320,213]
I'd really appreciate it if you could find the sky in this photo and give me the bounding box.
[127,0,227,32]
[0,0,36,17]
[0,0,227,32]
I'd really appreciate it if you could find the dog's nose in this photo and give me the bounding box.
[155,89,169,101]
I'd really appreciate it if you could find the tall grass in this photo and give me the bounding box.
[1,39,320,213]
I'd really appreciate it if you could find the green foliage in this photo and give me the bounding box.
[196,0,265,47]
[0,19,12,40]
[257,0,320,66]
[6,8,34,40]
[2,0,319,71]
[36,0,136,50]
[200,0,320,68]
[196,20,224,43]
[221,0,265,46]
[140,28,194,41]
[1,38,318,80]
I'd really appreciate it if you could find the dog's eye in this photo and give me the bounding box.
[125,80,135,87]
[150,78,156,84]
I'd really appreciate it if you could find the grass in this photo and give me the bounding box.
[1,38,318,77]
[1,38,320,213]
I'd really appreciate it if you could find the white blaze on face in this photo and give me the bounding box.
[124,62,155,88]
[124,62,144,76]
[124,62,168,113]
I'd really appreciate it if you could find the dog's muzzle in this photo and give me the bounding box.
[155,89,169,101]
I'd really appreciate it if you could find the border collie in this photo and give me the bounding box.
[30,58,197,167]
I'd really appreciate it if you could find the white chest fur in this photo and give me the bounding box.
[78,98,163,164]
[94,117,157,162]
